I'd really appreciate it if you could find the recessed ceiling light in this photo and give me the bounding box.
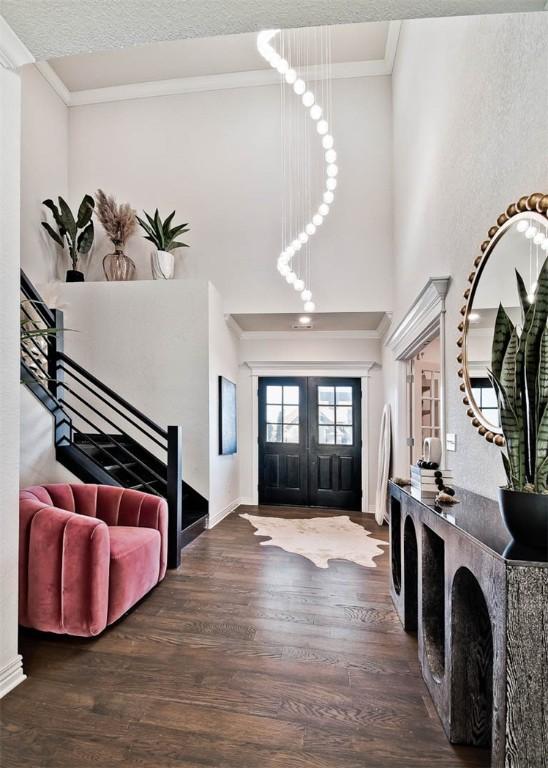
[299,316,311,324]
[468,312,480,322]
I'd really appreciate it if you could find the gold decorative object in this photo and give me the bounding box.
[103,249,136,281]
[435,490,459,505]
[458,192,548,443]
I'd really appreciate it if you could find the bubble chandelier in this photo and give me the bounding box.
[257,27,336,313]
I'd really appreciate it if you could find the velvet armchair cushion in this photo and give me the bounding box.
[19,484,168,637]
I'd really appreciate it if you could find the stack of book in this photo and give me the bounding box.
[410,466,454,499]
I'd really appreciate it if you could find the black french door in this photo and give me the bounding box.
[258,377,362,511]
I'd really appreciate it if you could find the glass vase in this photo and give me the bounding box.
[103,249,136,281]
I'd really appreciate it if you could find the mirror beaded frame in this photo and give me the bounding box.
[458,192,548,445]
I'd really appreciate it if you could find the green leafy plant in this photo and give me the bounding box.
[488,255,548,493]
[136,209,190,253]
[41,195,95,272]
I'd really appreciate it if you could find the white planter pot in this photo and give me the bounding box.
[151,249,174,279]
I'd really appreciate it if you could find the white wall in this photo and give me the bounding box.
[238,334,383,509]
[58,280,211,499]
[208,285,240,524]
[0,64,24,697]
[56,279,244,522]
[18,65,72,494]
[67,76,393,314]
[20,64,68,289]
[387,11,548,496]
[19,386,79,488]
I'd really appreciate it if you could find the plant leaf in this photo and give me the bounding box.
[41,221,65,248]
[43,199,66,236]
[76,194,95,228]
[144,211,157,230]
[501,452,513,489]
[153,209,164,249]
[491,303,513,382]
[535,453,548,492]
[77,221,94,254]
[169,223,190,238]
[538,326,548,429]
[535,402,548,490]
[488,370,524,488]
[58,196,77,241]
[162,211,176,237]
[515,268,530,325]
[136,216,156,239]
[520,256,548,481]
[168,240,189,251]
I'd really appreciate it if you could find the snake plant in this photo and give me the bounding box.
[136,209,190,253]
[41,195,95,271]
[488,255,548,493]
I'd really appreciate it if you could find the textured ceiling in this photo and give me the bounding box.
[2,0,545,61]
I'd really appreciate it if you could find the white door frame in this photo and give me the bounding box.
[243,361,375,513]
[385,277,451,475]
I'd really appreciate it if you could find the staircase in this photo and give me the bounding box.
[20,269,208,567]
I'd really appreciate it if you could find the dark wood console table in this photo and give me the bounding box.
[388,481,547,768]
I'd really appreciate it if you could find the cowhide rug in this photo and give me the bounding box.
[239,513,387,569]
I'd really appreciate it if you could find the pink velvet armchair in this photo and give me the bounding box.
[19,484,168,637]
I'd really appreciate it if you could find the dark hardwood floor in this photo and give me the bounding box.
[1,506,490,768]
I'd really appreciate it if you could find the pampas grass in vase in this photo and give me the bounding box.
[95,189,137,281]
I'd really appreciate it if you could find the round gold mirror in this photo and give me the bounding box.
[458,193,548,444]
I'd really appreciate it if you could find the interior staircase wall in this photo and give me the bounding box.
[55,279,211,501]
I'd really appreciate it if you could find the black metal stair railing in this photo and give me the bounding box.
[19,269,201,568]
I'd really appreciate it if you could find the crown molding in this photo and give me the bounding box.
[240,329,381,341]
[385,276,451,360]
[42,20,401,108]
[384,20,401,71]
[243,360,377,377]
[69,58,393,107]
[0,15,34,70]
[34,61,70,105]
[375,312,393,340]
[225,314,244,339]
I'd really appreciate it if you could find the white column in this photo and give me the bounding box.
[251,374,259,505]
[361,374,369,513]
[0,16,33,698]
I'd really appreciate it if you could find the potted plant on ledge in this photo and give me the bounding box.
[489,256,548,549]
[95,189,138,281]
[136,209,190,280]
[41,195,95,282]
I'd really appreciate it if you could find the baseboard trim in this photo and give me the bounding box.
[0,655,26,699]
[208,498,241,529]
[238,497,255,507]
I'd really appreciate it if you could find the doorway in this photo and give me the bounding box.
[408,336,441,464]
[258,377,362,510]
